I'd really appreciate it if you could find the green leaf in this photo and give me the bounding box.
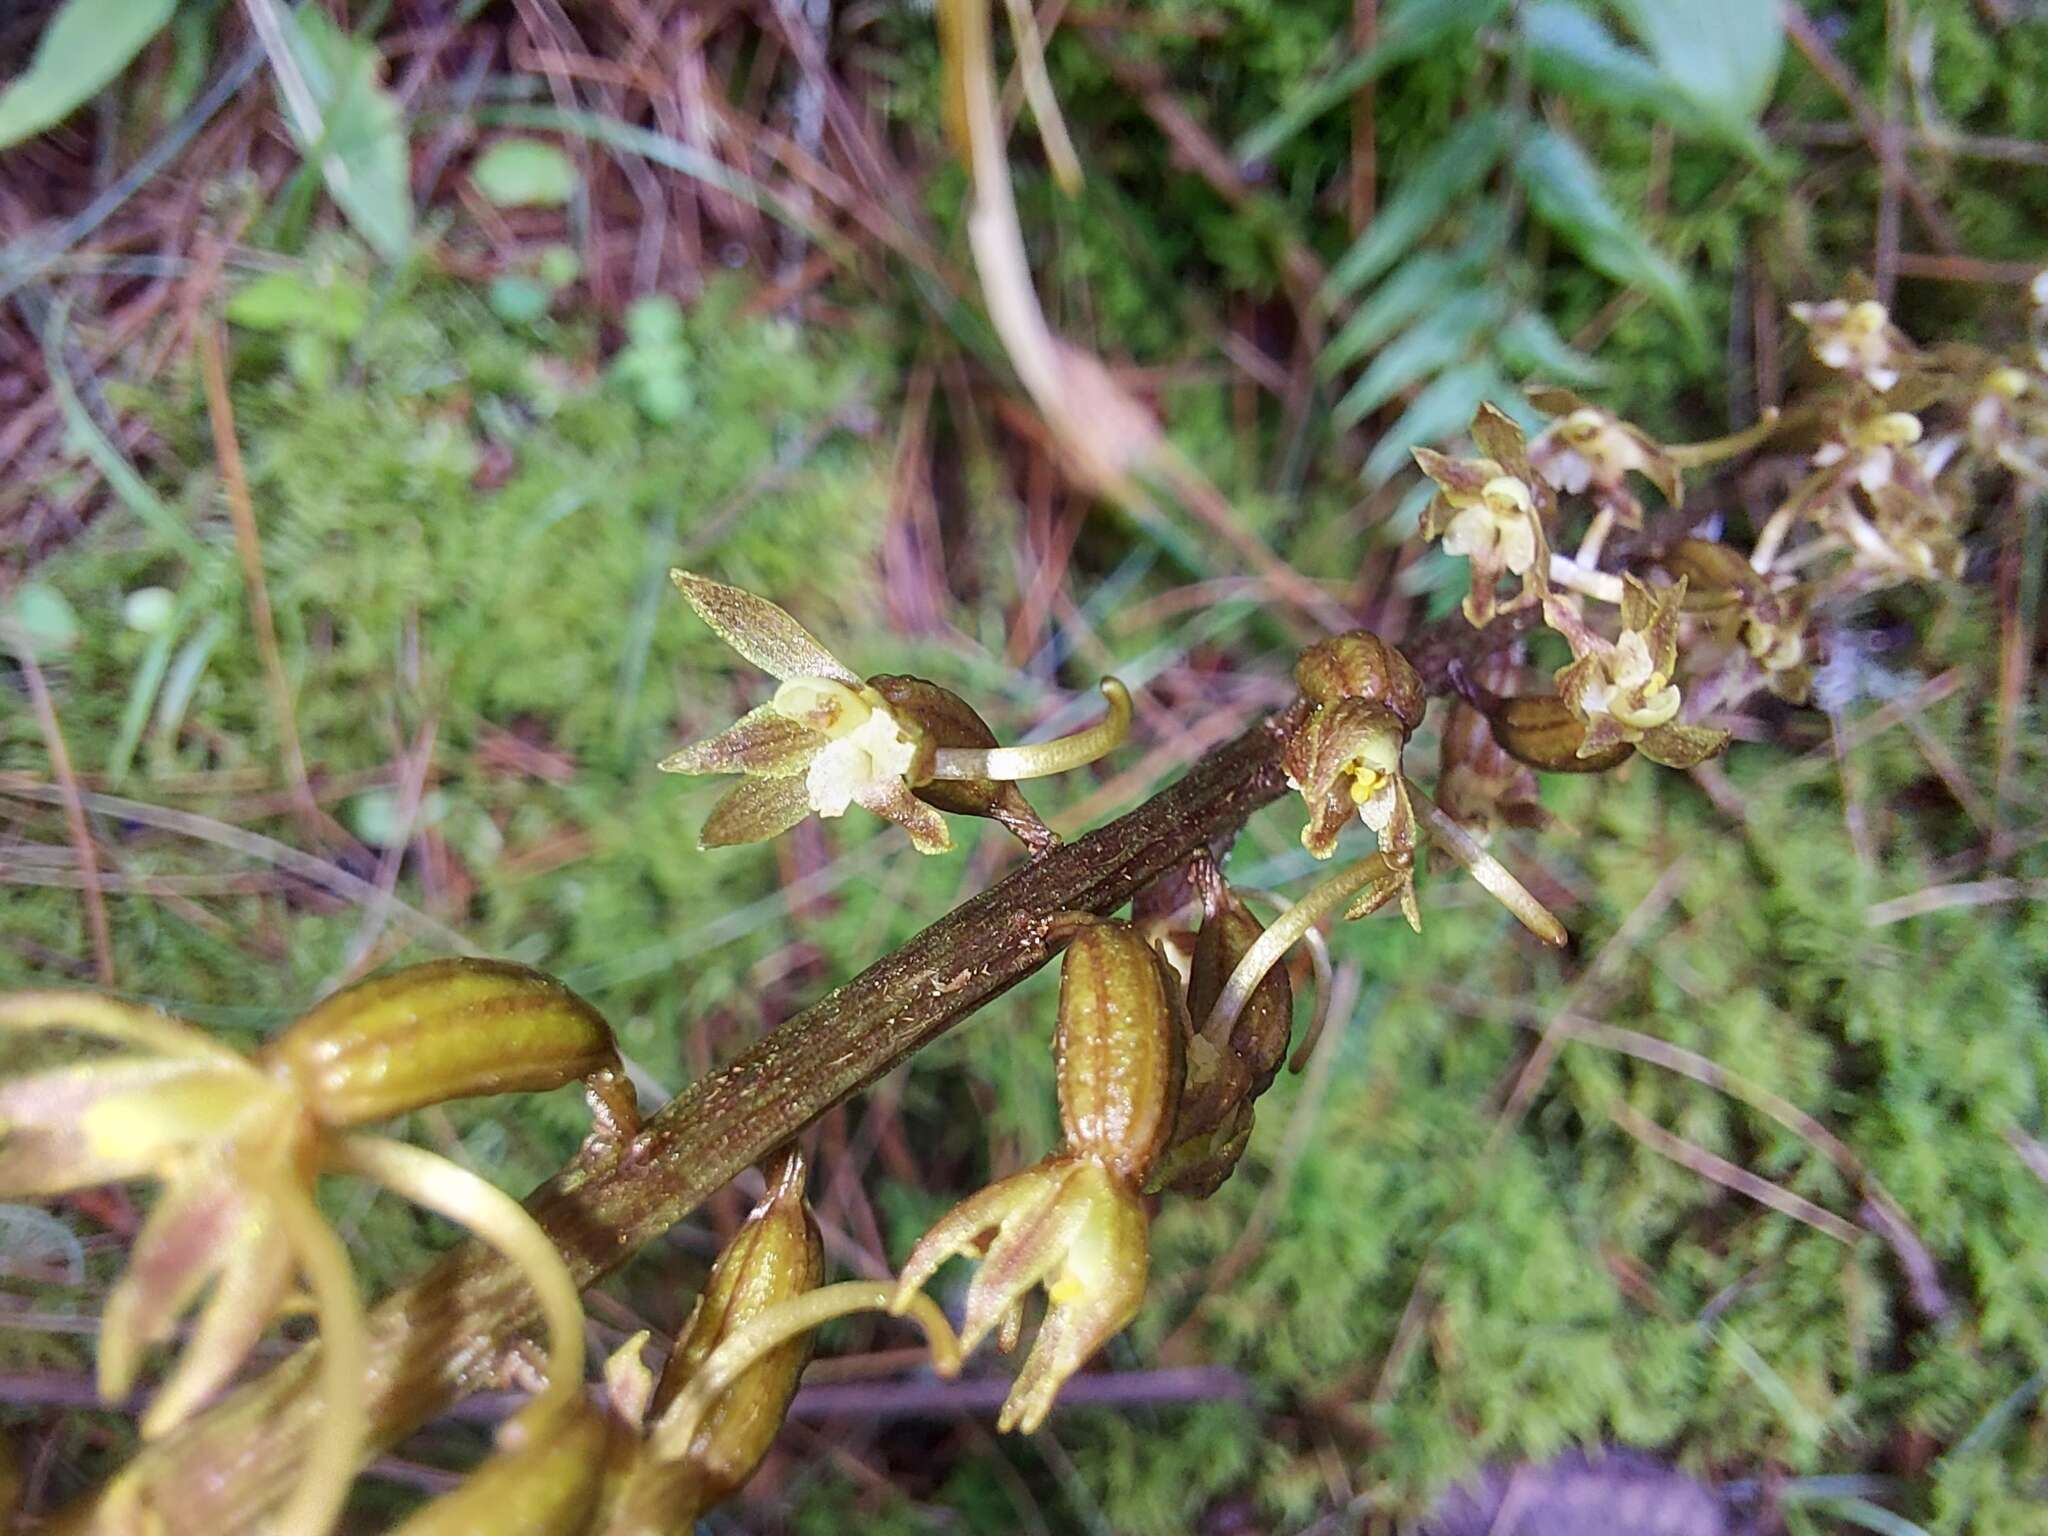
[1,582,81,656]
[1322,210,1509,375]
[226,269,370,339]
[1361,362,1503,488]
[1513,126,1704,347]
[276,6,413,264]
[0,0,177,149]
[1321,255,1465,377]
[1332,289,1507,427]
[1494,309,1609,385]
[1324,112,1509,302]
[1235,0,1507,164]
[1611,0,1784,125]
[488,275,553,325]
[472,137,579,208]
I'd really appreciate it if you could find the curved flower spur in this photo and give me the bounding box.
[660,571,1131,855]
[0,959,640,1536]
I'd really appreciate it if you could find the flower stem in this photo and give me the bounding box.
[1667,407,1781,468]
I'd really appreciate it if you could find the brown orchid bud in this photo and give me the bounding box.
[1659,538,1764,616]
[1437,696,1548,836]
[1293,631,1426,731]
[1483,693,1636,774]
[1186,896,1293,1100]
[1151,893,1294,1198]
[866,673,1057,852]
[1054,920,1185,1185]
[388,1399,613,1536]
[263,959,638,1139]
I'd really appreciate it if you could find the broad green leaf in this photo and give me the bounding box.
[1494,308,1609,385]
[277,7,413,264]
[1236,0,1507,163]
[1513,126,1704,347]
[1362,361,1503,488]
[472,137,579,208]
[1611,0,1784,125]
[0,0,177,149]
[1332,289,1507,427]
[226,268,370,339]
[1324,112,1509,302]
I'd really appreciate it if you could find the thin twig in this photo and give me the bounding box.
[1608,1099,1861,1244]
[1864,876,2048,926]
[1565,1018,1948,1319]
[196,321,325,842]
[1781,3,1961,255]
[0,783,474,955]
[8,640,114,986]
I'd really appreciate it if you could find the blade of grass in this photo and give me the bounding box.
[478,104,850,262]
[39,301,206,564]
[8,635,115,987]
[197,321,326,843]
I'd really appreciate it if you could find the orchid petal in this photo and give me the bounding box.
[659,706,824,778]
[699,775,814,849]
[853,778,954,856]
[100,1168,246,1402]
[670,571,857,685]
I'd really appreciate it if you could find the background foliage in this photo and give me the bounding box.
[2,1,2046,1532]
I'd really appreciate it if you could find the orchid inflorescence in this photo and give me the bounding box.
[7,270,2043,1532]
[1408,279,2047,812]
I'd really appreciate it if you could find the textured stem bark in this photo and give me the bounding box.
[108,712,1298,1533]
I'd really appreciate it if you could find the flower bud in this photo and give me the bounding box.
[1659,538,1762,618]
[1151,895,1293,1198]
[866,673,1056,850]
[264,959,632,1132]
[1054,921,1184,1185]
[1293,632,1426,730]
[1187,897,1292,1099]
[612,1149,823,1531]
[1436,696,1547,837]
[1484,693,1636,773]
